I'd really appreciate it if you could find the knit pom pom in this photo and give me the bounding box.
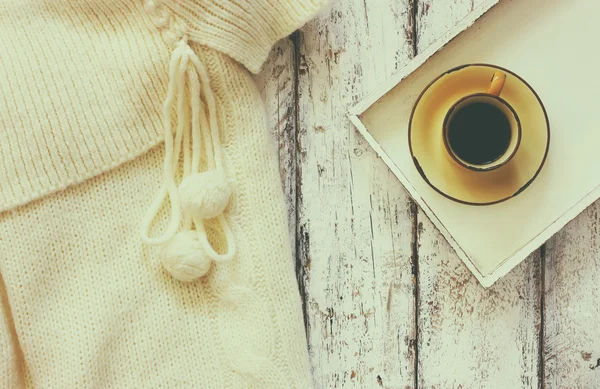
[160,231,212,282]
[179,170,231,219]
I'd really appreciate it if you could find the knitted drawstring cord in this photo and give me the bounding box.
[140,36,236,282]
[140,2,289,384]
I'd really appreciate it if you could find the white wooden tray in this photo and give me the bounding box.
[350,0,600,287]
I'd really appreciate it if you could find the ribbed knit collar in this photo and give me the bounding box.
[0,1,168,212]
[0,0,327,213]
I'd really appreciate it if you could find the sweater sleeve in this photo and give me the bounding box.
[155,0,329,73]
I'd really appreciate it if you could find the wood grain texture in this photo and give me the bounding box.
[416,0,484,49]
[417,217,542,388]
[415,1,542,388]
[255,39,297,254]
[295,1,417,387]
[544,204,600,389]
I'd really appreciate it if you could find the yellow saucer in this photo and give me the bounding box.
[409,64,550,205]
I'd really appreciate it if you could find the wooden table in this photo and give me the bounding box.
[255,1,600,387]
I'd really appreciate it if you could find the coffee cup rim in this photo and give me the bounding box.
[442,93,522,172]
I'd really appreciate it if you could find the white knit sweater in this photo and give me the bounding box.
[0,0,327,387]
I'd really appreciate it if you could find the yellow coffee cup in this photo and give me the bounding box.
[442,71,522,172]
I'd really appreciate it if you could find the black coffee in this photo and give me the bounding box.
[447,102,511,165]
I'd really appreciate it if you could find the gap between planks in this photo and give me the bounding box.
[408,1,420,388]
[538,245,546,389]
[290,31,311,339]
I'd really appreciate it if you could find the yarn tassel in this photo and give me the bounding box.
[141,37,236,282]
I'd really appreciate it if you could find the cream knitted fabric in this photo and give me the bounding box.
[0,0,327,387]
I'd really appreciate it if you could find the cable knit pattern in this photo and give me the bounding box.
[0,0,328,387]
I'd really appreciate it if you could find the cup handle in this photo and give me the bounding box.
[487,71,507,96]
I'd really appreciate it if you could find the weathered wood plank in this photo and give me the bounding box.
[416,0,482,49]
[415,1,542,387]
[417,217,542,388]
[296,1,417,387]
[255,39,297,253]
[544,204,600,389]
